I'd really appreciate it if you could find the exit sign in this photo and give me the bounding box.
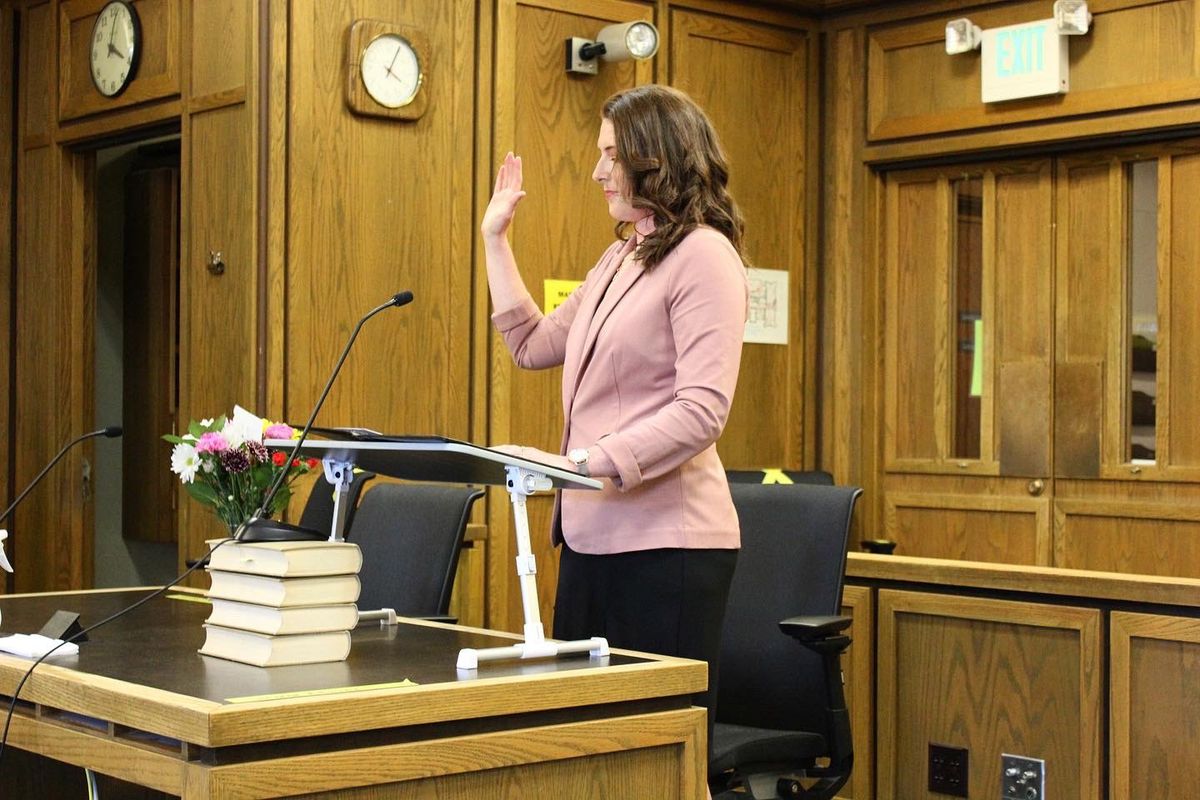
[980,19,1068,103]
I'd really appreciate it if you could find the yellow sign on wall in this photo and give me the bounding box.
[543,279,583,314]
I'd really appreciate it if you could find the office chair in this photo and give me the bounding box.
[710,482,862,800]
[725,469,835,485]
[298,470,376,539]
[347,482,484,619]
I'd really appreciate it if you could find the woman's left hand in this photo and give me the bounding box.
[492,444,575,472]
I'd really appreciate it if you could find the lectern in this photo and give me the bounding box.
[265,433,608,670]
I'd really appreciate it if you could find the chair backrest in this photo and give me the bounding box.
[717,482,862,732]
[298,471,376,539]
[347,482,484,616]
[725,469,835,486]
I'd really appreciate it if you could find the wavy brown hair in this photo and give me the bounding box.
[602,85,745,268]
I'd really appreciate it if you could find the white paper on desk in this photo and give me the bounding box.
[0,633,79,658]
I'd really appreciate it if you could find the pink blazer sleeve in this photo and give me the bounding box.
[491,241,626,370]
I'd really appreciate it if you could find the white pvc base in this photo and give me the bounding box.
[456,636,609,670]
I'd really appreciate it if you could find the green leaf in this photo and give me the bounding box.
[185,481,219,505]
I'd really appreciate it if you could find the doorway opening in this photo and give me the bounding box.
[93,134,180,587]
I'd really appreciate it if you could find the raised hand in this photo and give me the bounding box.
[480,152,527,240]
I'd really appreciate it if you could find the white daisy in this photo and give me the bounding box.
[170,442,200,484]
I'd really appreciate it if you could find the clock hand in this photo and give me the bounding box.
[386,43,402,74]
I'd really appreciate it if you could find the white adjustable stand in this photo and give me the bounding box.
[322,458,357,542]
[266,435,609,670]
[455,465,608,670]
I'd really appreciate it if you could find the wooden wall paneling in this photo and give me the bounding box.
[471,0,496,629]
[864,0,1200,143]
[488,0,651,632]
[1165,148,1200,468]
[265,0,287,422]
[13,145,96,592]
[1,5,12,583]
[58,0,181,122]
[820,25,870,497]
[877,589,1102,800]
[1053,159,1113,478]
[993,162,1052,478]
[883,171,945,466]
[1055,498,1200,576]
[885,490,1048,564]
[667,8,815,471]
[1111,611,1200,799]
[286,0,471,436]
[840,584,873,800]
[178,105,257,563]
[22,1,52,147]
[189,0,247,105]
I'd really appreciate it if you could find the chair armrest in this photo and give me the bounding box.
[778,614,851,641]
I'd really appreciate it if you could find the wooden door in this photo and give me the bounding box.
[881,161,1054,565]
[121,165,179,544]
[1053,142,1200,577]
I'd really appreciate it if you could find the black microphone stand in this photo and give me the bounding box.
[0,425,122,637]
[234,291,414,543]
[0,426,123,527]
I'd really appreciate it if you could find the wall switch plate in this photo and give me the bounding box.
[1001,753,1045,799]
[929,743,969,797]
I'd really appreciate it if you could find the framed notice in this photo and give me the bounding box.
[744,268,788,345]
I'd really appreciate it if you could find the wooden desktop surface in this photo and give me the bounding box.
[0,589,708,798]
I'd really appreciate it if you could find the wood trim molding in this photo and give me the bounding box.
[847,551,1200,607]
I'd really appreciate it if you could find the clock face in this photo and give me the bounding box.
[360,34,422,109]
[90,1,140,97]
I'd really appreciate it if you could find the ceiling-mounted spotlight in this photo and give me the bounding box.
[565,21,659,75]
[1053,0,1092,34]
[945,18,983,54]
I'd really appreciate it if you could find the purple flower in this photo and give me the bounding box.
[245,440,268,464]
[220,449,251,474]
[195,432,230,454]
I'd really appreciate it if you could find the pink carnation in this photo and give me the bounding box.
[195,432,229,454]
[264,423,295,440]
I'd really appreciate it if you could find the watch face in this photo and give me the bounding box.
[360,33,422,109]
[90,1,140,97]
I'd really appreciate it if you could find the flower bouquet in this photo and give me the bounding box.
[164,406,318,534]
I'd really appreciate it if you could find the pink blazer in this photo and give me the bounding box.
[492,227,748,554]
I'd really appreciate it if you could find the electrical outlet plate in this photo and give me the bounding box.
[929,743,969,797]
[1001,753,1045,800]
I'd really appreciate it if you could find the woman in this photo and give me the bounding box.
[481,84,748,742]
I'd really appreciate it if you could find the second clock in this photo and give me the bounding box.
[347,20,429,121]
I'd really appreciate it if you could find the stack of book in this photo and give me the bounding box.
[199,538,362,667]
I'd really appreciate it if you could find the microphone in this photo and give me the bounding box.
[0,426,124,572]
[236,291,414,542]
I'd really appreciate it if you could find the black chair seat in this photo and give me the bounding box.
[711,722,826,773]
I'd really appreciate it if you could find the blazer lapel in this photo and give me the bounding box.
[562,238,638,426]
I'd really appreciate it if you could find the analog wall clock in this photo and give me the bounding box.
[346,19,430,121]
[90,0,141,98]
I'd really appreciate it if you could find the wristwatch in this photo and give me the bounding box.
[567,447,590,477]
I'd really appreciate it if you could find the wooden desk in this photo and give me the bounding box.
[0,589,707,798]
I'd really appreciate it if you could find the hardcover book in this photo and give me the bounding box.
[199,625,352,667]
[205,538,362,578]
[206,570,361,607]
